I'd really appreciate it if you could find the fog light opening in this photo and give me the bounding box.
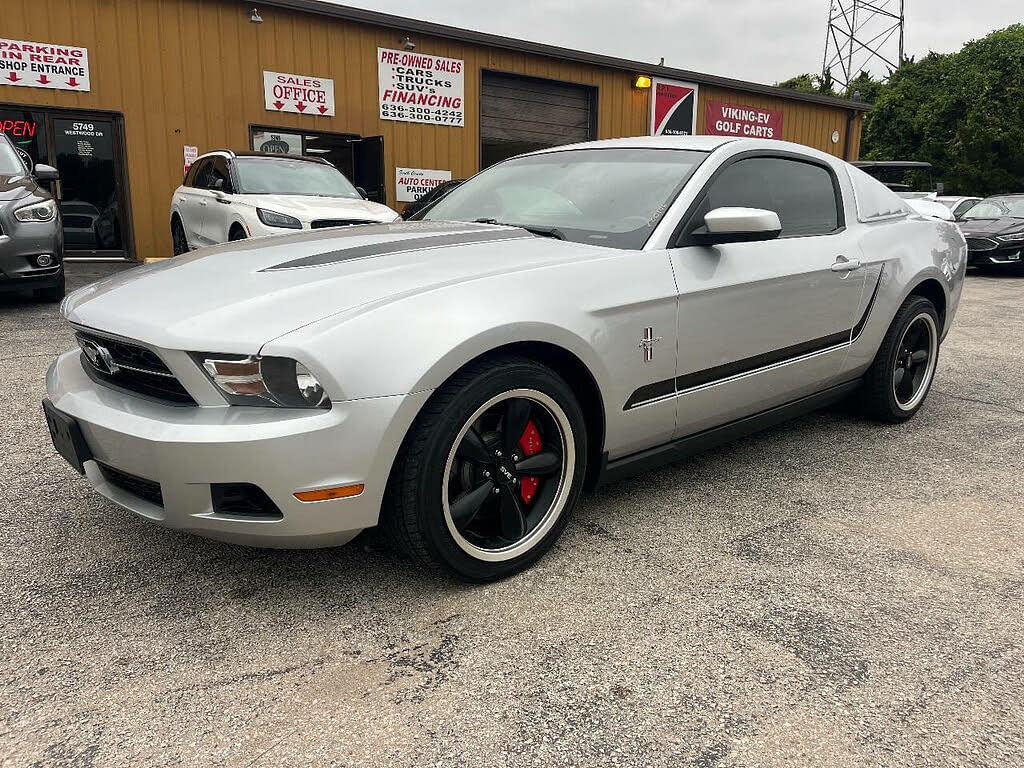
[35,253,54,267]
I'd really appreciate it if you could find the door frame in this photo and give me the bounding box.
[1,102,135,261]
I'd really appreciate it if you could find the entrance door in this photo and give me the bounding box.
[52,118,124,253]
[1,106,130,258]
[250,126,385,202]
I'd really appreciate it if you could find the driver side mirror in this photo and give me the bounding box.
[33,163,59,182]
[355,186,368,199]
[691,207,782,245]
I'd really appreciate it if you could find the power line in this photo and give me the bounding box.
[822,0,905,89]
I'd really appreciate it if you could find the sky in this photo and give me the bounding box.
[339,0,1021,85]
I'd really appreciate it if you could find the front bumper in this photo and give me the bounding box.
[0,217,64,291]
[966,240,1023,267]
[46,350,429,548]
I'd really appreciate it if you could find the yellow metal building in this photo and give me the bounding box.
[0,0,869,260]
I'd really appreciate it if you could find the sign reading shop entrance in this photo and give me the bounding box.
[0,37,90,92]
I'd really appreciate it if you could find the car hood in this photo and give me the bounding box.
[0,173,37,202]
[959,217,1024,236]
[238,193,398,222]
[62,221,610,351]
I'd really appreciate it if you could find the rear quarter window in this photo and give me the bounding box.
[846,164,911,222]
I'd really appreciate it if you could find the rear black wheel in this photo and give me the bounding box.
[384,357,587,581]
[171,217,189,255]
[229,226,247,242]
[858,296,940,422]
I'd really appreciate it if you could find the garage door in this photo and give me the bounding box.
[480,71,595,168]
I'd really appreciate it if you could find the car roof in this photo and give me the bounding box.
[852,160,933,169]
[529,135,736,154]
[194,149,332,165]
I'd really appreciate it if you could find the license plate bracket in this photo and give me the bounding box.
[42,399,92,475]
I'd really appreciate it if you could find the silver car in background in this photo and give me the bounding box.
[44,136,966,580]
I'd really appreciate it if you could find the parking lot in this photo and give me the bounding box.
[1,264,1022,767]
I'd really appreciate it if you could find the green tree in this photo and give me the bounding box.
[775,72,837,96]
[862,25,1024,195]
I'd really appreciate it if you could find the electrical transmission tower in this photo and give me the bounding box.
[822,0,905,90]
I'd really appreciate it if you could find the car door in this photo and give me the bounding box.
[665,154,866,438]
[199,156,235,245]
[175,158,215,246]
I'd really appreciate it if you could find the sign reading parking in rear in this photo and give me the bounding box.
[0,37,90,92]
[263,70,335,116]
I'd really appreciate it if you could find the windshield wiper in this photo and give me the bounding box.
[472,218,566,240]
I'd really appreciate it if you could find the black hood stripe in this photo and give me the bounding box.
[263,225,532,271]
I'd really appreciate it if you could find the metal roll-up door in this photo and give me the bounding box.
[480,71,595,168]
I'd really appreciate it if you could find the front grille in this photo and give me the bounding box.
[311,219,375,229]
[76,331,196,405]
[98,463,164,507]
[965,237,998,252]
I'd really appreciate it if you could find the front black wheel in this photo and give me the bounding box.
[384,357,587,581]
[171,218,189,256]
[859,296,940,422]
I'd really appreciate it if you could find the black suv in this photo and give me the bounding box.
[0,134,64,302]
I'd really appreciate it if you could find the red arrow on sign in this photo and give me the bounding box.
[7,72,20,82]
[67,77,79,87]
[273,100,284,110]
[317,105,328,114]
[39,75,50,85]
[295,101,307,112]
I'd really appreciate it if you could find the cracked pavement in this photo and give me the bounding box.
[1,265,1023,766]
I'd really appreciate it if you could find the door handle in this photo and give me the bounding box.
[831,256,862,272]
[199,199,207,206]
[215,197,231,205]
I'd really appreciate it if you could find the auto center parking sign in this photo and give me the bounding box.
[378,48,465,126]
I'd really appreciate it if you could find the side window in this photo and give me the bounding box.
[187,158,211,188]
[208,157,232,192]
[702,156,841,237]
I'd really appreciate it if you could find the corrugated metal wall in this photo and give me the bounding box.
[1,0,862,259]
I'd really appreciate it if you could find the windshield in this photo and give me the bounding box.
[963,198,1024,219]
[0,136,27,175]
[421,148,709,249]
[233,157,360,198]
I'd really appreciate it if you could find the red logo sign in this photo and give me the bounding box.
[652,82,697,136]
[706,100,783,139]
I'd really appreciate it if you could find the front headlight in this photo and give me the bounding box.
[193,354,330,408]
[256,208,302,229]
[997,232,1024,242]
[15,199,57,223]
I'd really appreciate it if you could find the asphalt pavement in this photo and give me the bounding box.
[1,263,1022,767]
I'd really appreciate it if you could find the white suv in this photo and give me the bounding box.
[169,151,399,254]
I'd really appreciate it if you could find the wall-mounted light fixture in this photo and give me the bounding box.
[249,7,263,23]
[634,75,652,89]
[400,36,416,51]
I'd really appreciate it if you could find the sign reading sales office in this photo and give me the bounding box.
[705,100,783,139]
[263,70,335,116]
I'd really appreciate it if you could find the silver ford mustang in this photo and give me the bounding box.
[44,136,966,580]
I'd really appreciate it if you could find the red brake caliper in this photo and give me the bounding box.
[518,420,543,504]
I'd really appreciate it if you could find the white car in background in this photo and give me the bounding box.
[934,195,982,220]
[170,151,399,254]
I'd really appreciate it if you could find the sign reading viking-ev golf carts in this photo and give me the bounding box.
[378,48,465,126]
[706,101,783,139]
[0,38,90,92]
[263,71,335,116]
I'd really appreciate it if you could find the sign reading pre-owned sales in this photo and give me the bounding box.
[0,38,90,91]
[264,71,335,116]
[706,101,783,139]
[396,167,453,202]
[650,78,698,136]
[378,48,464,126]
